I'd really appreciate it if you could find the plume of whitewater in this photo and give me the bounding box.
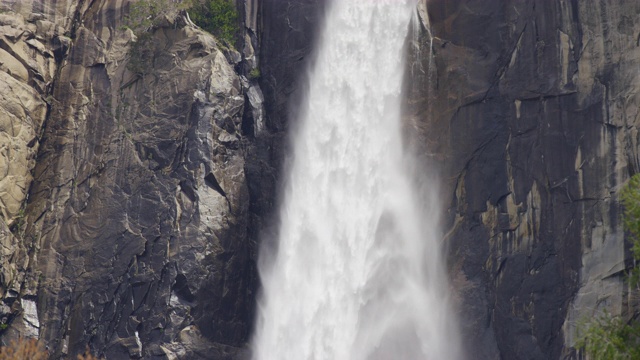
[252,1,461,359]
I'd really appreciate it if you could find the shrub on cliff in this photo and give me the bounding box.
[622,174,640,287]
[576,313,640,359]
[0,338,47,360]
[125,0,238,45]
[123,0,237,74]
[576,174,640,359]
[0,338,103,360]
[124,0,194,75]
[188,0,238,45]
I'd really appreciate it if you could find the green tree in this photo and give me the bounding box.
[188,0,238,45]
[576,313,640,359]
[249,67,261,79]
[124,0,239,57]
[576,174,640,359]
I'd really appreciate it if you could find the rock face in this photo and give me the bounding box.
[404,0,640,358]
[1,0,639,359]
[0,0,67,226]
[0,0,76,343]
[244,0,328,250]
[0,0,260,358]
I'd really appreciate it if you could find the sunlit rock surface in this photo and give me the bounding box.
[0,0,260,358]
[0,0,77,345]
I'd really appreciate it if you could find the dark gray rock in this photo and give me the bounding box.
[404,0,640,358]
[242,0,328,335]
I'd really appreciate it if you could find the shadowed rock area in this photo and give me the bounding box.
[404,0,640,358]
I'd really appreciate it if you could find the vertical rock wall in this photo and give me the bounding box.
[246,0,327,240]
[243,0,327,335]
[405,0,640,358]
[0,0,78,344]
[0,0,262,358]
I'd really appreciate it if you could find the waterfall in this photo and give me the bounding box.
[252,1,461,359]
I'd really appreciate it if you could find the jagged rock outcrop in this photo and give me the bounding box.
[404,0,640,359]
[0,0,261,358]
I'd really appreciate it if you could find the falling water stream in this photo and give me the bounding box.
[252,1,461,359]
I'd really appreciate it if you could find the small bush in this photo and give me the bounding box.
[249,67,260,79]
[77,346,103,360]
[124,0,194,75]
[622,174,640,288]
[576,313,640,360]
[0,338,104,360]
[124,0,238,74]
[0,338,47,360]
[188,0,238,45]
[576,174,640,358]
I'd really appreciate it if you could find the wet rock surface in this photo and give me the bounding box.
[241,0,328,344]
[245,0,328,249]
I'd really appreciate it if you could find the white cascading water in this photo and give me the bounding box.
[252,1,461,359]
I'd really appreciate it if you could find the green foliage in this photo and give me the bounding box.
[576,313,640,360]
[123,0,238,74]
[125,0,239,45]
[622,174,640,287]
[10,207,26,235]
[188,0,238,45]
[576,174,640,358]
[249,67,261,80]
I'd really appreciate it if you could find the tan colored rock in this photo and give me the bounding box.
[0,71,46,225]
[0,47,28,81]
[0,0,71,228]
[3,0,78,30]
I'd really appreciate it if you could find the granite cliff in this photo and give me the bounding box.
[0,0,261,358]
[0,0,638,359]
[406,0,640,358]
